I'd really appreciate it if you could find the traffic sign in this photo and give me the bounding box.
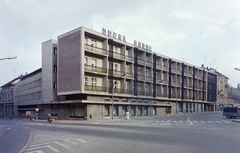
[35,108,39,112]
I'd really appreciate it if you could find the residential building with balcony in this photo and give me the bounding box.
[2,26,221,120]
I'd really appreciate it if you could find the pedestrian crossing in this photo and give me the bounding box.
[24,131,87,153]
[151,120,232,125]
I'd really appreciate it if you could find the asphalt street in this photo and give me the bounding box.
[0,112,239,153]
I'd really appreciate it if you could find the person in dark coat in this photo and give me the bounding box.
[48,113,52,123]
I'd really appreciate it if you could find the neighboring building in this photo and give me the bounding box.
[0,77,21,118]
[14,68,42,118]
[215,71,229,110]
[2,26,222,120]
[228,87,240,107]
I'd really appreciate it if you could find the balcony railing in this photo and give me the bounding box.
[137,75,145,80]
[171,68,176,73]
[145,61,152,67]
[108,51,125,60]
[85,44,107,55]
[145,91,152,96]
[146,76,152,82]
[162,80,168,84]
[156,64,162,69]
[137,59,145,65]
[108,88,124,93]
[125,89,133,94]
[162,93,168,97]
[171,82,176,86]
[163,66,168,71]
[85,85,107,92]
[108,69,125,76]
[176,69,181,74]
[137,91,145,95]
[85,65,107,73]
[125,72,133,78]
[195,75,202,79]
[126,55,133,61]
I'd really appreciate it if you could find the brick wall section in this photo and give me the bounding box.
[58,31,81,93]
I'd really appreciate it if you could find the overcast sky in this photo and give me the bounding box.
[0,0,240,87]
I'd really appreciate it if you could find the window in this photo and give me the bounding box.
[53,47,57,55]
[85,77,88,85]
[54,65,57,73]
[84,57,88,65]
[138,83,141,91]
[138,106,142,116]
[144,106,148,116]
[145,85,148,91]
[138,67,141,75]
[51,105,58,116]
[91,78,97,86]
[113,106,118,116]
[53,82,57,90]
[152,107,156,115]
[69,104,84,118]
[122,106,127,116]
[91,40,96,46]
[85,37,88,44]
[105,105,109,116]
[131,106,135,116]
[114,64,118,71]
[91,59,96,66]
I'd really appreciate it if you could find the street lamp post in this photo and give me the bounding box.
[0,56,17,61]
[112,73,126,120]
[150,80,163,116]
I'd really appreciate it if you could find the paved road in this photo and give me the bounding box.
[0,112,239,153]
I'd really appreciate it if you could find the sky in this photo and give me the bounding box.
[0,0,240,87]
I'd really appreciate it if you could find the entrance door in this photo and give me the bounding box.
[166,107,171,114]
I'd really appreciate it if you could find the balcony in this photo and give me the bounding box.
[137,75,145,81]
[108,69,125,77]
[85,85,107,92]
[125,72,133,78]
[137,91,145,95]
[156,64,162,69]
[145,91,152,96]
[162,93,168,97]
[126,55,133,61]
[146,76,152,82]
[195,75,202,79]
[125,89,133,94]
[85,44,107,55]
[85,65,107,73]
[176,69,181,74]
[162,80,168,84]
[108,87,124,93]
[108,51,125,60]
[171,68,176,73]
[163,66,168,71]
[138,59,145,65]
[145,61,152,67]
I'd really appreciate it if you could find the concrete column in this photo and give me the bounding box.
[135,106,138,116]
[202,104,205,112]
[190,103,192,113]
[176,102,179,114]
[142,106,144,116]
[148,106,150,116]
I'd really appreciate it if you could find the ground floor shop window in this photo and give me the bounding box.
[131,106,135,116]
[113,105,118,116]
[179,102,183,112]
[152,107,156,115]
[51,105,58,116]
[122,105,127,116]
[144,106,148,116]
[138,106,142,116]
[69,104,84,118]
[193,104,195,112]
[105,105,109,116]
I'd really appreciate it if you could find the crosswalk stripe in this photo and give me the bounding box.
[207,121,213,123]
[25,150,44,153]
[65,139,78,145]
[215,121,222,123]
[200,121,206,123]
[55,141,70,148]
[47,145,60,152]
[76,139,87,143]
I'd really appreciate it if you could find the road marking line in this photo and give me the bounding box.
[76,139,87,143]
[55,141,69,148]
[173,121,177,122]
[193,121,198,123]
[164,120,171,125]
[65,139,78,145]
[25,150,44,153]
[29,142,55,148]
[215,121,222,123]
[47,145,60,152]
[200,121,206,123]
[26,145,49,151]
[188,117,193,125]
[207,121,213,123]
[222,121,231,123]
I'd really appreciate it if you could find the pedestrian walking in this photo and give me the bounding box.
[48,113,52,123]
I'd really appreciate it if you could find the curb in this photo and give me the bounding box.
[18,132,33,153]
[232,120,240,123]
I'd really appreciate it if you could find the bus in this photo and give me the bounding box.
[223,107,240,119]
